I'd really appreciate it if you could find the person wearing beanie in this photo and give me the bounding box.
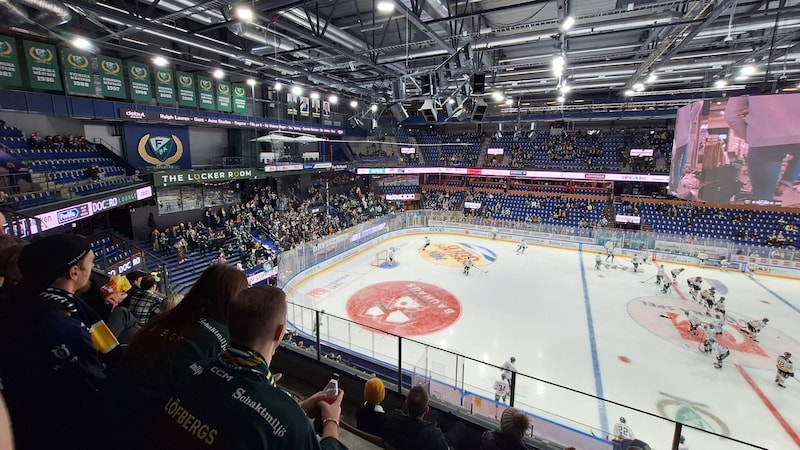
[0,233,109,450]
[356,377,388,435]
[480,407,530,450]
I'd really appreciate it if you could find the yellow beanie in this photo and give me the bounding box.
[364,377,385,405]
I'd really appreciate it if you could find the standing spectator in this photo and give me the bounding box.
[127,274,164,324]
[0,234,110,450]
[356,377,388,435]
[480,407,530,450]
[132,286,349,449]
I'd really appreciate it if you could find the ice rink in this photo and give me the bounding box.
[284,234,800,449]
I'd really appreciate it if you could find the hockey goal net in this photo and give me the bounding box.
[371,249,389,267]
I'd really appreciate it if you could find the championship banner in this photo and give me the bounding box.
[154,68,176,105]
[198,76,215,110]
[23,40,62,91]
[299,96,310,117]
[127,62,152,101]
[216,80,232,112]
[61,48,94,96]
[176,71,196,107]
[0,35,23,88]
[98,56,127,99]
[232,83,248,114]
[122,122,191,170]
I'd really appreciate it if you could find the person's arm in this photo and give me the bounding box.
[724,96,749,139]
[317,389,344,441]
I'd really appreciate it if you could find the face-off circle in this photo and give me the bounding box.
[627,296,799,370]
[346,281,462,336]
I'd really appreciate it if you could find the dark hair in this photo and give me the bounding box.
[139,275,156,291]
[124,264,248,365]
[227,286,287,348]
[0,242,27,286]
[406,385,428,418]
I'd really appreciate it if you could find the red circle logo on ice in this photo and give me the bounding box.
[346,281,461,336]
[627,296,799,370]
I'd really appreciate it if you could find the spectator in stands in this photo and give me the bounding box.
[383,385,462,450]
[356,377,388,435]
[132,285,348,449]
[85,163,101,181]
[0,240,25,290]
[480,407,530,450]
[0,234,108,450]
[127,274,164,323]
[82,277,140,346]
[27,132,41,149]
[160,291,184,312]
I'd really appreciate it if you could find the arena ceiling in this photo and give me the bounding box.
[4,0,800,119]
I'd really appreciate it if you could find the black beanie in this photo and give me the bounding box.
[19,234,92,290]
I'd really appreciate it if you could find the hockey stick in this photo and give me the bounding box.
[640,275,656,283]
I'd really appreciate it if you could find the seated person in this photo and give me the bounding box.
[480,407,530,450]
[126,274,164,324]
[383,385,454,450]
[356,377,387,435]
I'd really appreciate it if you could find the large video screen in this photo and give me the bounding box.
[669,93,800,207]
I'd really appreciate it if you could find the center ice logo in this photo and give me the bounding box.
[346,281,461,336]
[421,242,495,268]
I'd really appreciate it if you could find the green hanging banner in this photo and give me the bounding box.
[154,68,176,105]
[61,48,95,96]
[176,71,197,107]
[198,76,215,110]
[128,61,152,101]
[98,56,127,99]
[232,83,248,114]
[0,35,23,88]
[216,80,232,112]
[23,40,62,91]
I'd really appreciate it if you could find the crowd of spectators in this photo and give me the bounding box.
[27,131,95,151]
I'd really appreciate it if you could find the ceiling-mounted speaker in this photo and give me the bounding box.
[389,103,409,122]
[419,99,438,122]
[471,99,487,122]
[471,73,485,95]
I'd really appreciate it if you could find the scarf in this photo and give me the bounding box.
[219,343,276,386]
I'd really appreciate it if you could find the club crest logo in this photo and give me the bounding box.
[199,79,212,90]
[28,46,53,63]
[234,86,246,96]
[130,65,148,80]
[101,60,120,75]
[218,83,229,94]
[156,70,172,83]
[0,40,14,57]
[178,74,193,88]
[138,134,184,166]
[66,53,89,69]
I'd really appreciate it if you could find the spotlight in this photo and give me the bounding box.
[561,16,575,31]
[633,82,645,92]
[714,80,728,88]
[274,82,283,91]
[624,89,634,97]
[350,100,358,108]
[291,85,302,95]
[71,36,91,50]
[152,56,168,67]
[377,0,395,13]
[329,95,339,104]
[310,92,320,99]
[213,69,225,79]
[235,4,254,22]
[247,78,256,86]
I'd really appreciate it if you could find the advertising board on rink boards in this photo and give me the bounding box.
[427,220,593,247]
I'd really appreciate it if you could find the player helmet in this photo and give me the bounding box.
[763,318,769,323]
[619,417,626,424]
[785,352,792,358]
[510,356,516,363]
[710,287,716,292]
[719,297,725,302]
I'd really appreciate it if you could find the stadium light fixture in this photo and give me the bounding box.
[329,95,339,104]
[152,56,168,67]
[246,78,256,86]
[274,82,283,91]
[310,92,320,99]
[370,104,378,112]
[557,95,565,103]
[633,82,645,92]
[377,0,395,13]
[561,16,575,31]
[740,65,756,76]
[714,79,728,88]
[291,85,302,95]
[350,100,358,108]
[213,69,225,79]
[235,4,255,22]
[71,36,91,50]
[624,89,634,97]
[646,74,657,83]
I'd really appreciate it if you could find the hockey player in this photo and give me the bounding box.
[661,279,674,294]
[613,417,634,440]
[605,240,615,262]
[747,261,759,277]
[685,310,703,336]
[388,248,395,266]
[670,267,685,282]
[743,317,769,341]
[697,252,708,268]
[421,236,431,251]
[500,356,517,381]
[656,265,666,285]
[700,287,716,314]
[463,256,473,275]
[687,276,703,301]
[595,252,603,270]
[719,258,729,272]
[775,352,794,388]
[700,325,717,353]
[711,341,731,369]
[642,250,652,265]
[711,313,725,336]
[714,297,726,319]
[631,255,640,273]
[516,239,527,254]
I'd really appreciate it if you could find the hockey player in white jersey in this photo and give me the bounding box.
[613,417,634,440]
[670,267,685,282]
[421,236,431,251]
[500,356,517,381]
[747,261,759,277]
[463,256,473,275]
[711,313,725,336]
[742,317,769,341]
[697,252,708,268]
[516,239,527,254]
[595,252,603,270]
[719,258,730,272]
[631,255,640,273]
[714,297,726,319]
[711,341,731,369]
[700,325,717,353]
[388,248,395,266]
[775,352,794,388]
[700,287,716,314]
[656,265,666,285]
[605,241,615,262]
[685,310,703,336]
